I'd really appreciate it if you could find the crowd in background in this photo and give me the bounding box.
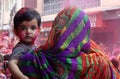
[99,41,120,74]
[0,30,16,79]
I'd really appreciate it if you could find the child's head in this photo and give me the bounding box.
[13,7,41,45]
[14,7,41,29]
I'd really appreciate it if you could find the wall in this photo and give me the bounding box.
[101,0,120,7]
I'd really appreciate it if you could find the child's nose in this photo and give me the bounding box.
[27,29,32,33]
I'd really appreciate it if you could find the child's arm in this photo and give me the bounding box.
[8,59,29,79]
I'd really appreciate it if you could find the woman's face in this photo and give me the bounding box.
[15,19,40,45]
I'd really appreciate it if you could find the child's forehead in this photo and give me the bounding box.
[18,19,38,27]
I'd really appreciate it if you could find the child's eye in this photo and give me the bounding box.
[31,26,37,30]
[21,27,26,30]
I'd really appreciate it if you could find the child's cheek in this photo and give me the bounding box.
[34,30,39,38]
[17,31,25,37]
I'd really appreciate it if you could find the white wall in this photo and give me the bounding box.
[101,0,120,7]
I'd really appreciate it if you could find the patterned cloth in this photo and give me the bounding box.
[18,50,56,79]
[18,6,120,79]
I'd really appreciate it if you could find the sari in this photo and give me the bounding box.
[18,6,120,79]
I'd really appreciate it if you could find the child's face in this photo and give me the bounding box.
[15,19,40,45]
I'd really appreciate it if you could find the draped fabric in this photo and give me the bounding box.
[18,50,56,79]
[18,6,120,79]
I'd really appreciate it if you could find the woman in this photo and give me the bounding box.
[18,6,120,79]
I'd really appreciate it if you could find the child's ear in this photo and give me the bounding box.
[14,29,17,36]
[38,28,41,32]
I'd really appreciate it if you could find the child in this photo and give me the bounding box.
[8,7,41,79]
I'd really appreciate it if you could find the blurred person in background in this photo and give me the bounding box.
[112,41,120,57]
[117,54,120,73]
[0,54,6,79]
[110,56,120,73]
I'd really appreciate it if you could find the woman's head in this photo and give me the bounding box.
[43,6,91,54]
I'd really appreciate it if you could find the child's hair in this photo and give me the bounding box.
[13,7,41,30]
